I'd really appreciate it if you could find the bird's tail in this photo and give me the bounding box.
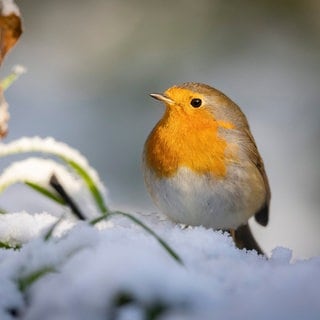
[231,224,264,255]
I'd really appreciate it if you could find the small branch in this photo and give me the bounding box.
[49,174,86,220]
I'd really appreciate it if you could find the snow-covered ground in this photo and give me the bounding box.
[0,1,319,318]
[0,211,319,320]
[0,133,318,320]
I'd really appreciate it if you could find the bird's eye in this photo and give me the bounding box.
[190,98,202,108]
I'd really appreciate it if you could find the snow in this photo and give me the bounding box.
[0,137,107,198]
[0,0,20,17]
[0,211,319,320]
[11,65,27,75]
[0,212,74,245]
[0,137,319,319]
[0,157,104,219]
[0,158,82,193]
[0,137,89,168]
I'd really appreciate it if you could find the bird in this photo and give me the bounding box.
[143,82,270,254]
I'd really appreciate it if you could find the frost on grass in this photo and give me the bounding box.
[0,213,319,320]
[0,136,106,196]
[0,157,102,218]
[0,158,82,194]
[0,211,73,246]
[0,137,108,214]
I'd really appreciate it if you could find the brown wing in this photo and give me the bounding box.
[207,90,270,226]
[244,128,271,226]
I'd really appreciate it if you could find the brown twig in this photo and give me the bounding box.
[49,174,86,220]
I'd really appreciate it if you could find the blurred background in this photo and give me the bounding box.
[0,0,319,258]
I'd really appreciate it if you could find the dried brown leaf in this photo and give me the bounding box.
[0,0,22,65]
[0,1,23,139]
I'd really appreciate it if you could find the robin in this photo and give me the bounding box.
[143,82,270,254]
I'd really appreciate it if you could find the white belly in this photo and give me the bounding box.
[144,166,265,230]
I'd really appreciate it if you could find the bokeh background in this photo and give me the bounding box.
[1,0,319,258]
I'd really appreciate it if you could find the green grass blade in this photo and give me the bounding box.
[90,214,108,226]
[63,159,108,214]
[17,267,55,293]
[0,138,107,213]
[114,211,183,265]
[44,216,65,241]
[25,181,66,205]
[0,241,21,250]
[1,73,19,90]
[0,66,26,91]
[91,211,183,265]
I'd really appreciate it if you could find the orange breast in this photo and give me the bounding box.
[145,107,235,178]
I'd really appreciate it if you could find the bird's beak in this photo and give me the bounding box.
[150,93,174,105]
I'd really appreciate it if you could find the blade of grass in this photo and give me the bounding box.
[91,211,183,265]
[114,211,183,265]
[90,214,108,225]
[25,181,66,205]
[63,159,108,214]
[0,138,107,214]
[44,215,65,241]
[0,241,21,250]
[17,267,55,293]
[0,65,26,91]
